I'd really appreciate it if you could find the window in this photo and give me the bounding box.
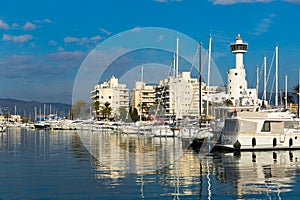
[109,96,111,99]
[235,73,238,76]
[261,121,271,132]
[239,85,242,89]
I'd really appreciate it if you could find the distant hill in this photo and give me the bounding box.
[0,98,71,118]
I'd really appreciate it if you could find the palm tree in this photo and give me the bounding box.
[293,84,299,100]
[100,102,112,119]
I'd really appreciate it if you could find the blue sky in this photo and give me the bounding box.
[0,0,300,104]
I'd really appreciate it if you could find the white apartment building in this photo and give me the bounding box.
[130,81,156,116]
[91,76,129,119]
[156,71,203,118]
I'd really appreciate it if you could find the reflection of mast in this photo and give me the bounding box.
[207,34,212,199]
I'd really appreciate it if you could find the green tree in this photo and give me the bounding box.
[119,107,128,122]
[293,84,299,95]
[5,113,10,121]
[281,92,294,105]
[225,99,233,106]
[293,84,299,104]
[94,101,100,116]
[100,102,112,119]
[129,107,139,122]
[70,100,88,119]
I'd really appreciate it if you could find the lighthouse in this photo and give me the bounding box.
[227,34,257,106]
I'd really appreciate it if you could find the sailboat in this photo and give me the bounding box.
[153,38,181,137]
[188,36,216,152]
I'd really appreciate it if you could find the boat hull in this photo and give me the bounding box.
[218,134,300,151]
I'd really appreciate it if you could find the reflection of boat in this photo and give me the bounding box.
[153,124,179,137]
[0,124,7,132]
[34,121,50,129]
[218,109,300,150]
[214,151,300,197]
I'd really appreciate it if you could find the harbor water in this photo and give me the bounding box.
[1,128,300,199]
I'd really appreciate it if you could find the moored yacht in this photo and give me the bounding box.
[217,108,300,150]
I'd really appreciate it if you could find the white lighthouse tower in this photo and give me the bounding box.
[227,34,257,106]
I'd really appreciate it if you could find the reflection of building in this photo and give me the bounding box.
[215,151,300,198]
[155,71,203,118]
[85,131,183,177]
[130,81,156,116]
[91,76,129,118]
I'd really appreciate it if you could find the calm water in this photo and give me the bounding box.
[1,128,300,199]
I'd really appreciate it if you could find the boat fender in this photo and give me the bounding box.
[289,138,293,147]
[233,140,241,150]
[273,138,277,147]
[252,138,256,147]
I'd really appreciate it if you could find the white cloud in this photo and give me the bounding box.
[99,28,112,35]
[154,0,183,2]
[252,14,276,35]
[0,20,9,29]
[210,0,273,5]
[12,23,19,29]
[130,26,142,32]
[283,0,300,4]
[64,35,102,45]
[58,46,65,52]
[23,22,36,30]
[157,34,164,43]
[90,35,102,41]
[48,40,58,46]
[2,34,33,43]
[64,37,80,43]
[34,19,52,23]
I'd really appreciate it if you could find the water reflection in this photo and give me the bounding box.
[79,130,300,198]
[77,131,184,174]
[1,129,300,199]
[214,151,300,199]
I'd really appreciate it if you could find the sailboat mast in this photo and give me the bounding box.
[256,67,259,104]
[206,35,212,119]
[275,46,279,107]
[139,65,144,122]
[175,38,180,119]
[199,42,202,127]
[298,68,300,117]
[285,75,288,109]
[141,65,144,83]
[176,38,179,78]
[263,56,267,101]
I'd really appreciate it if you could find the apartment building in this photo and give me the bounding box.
[91,76,129,119]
